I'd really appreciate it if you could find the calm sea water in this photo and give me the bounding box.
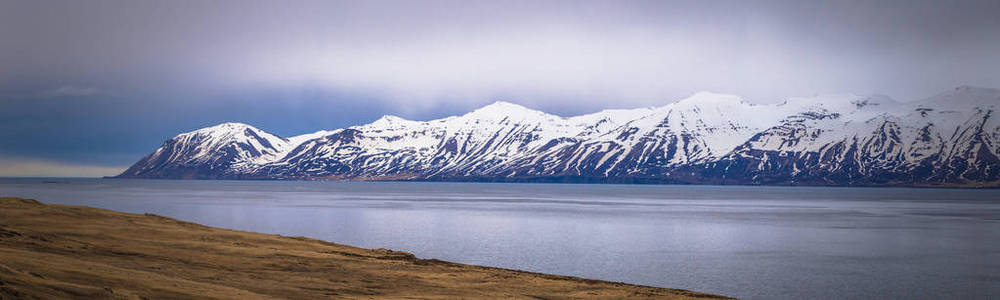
[1,179,997,299]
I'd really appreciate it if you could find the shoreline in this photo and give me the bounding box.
[101,175,1000,189]
[0,197,729,299]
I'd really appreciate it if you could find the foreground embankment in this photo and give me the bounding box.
[0,197,727,299]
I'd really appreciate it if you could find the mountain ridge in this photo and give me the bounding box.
[117,86,1000,187]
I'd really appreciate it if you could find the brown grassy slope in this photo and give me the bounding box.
[0,197,729,299]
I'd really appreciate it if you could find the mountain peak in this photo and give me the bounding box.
[480,100,529,110]
[674,91,748,107]
[177,122,292,150]
[933,85,1000,97]
[212,122,254,128]
[918,85,1000,109]
[954,84,995,91]
[186,122,259,136]
[780,93,864,108]
[367,115,415,128]
[950,85,1000,97]
[376,115,406,122]
[465,100,551,120]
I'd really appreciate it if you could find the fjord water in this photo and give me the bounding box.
[2,179,997,299]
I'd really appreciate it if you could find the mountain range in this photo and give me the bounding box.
[117,86,1000,187]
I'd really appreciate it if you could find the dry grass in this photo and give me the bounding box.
[0,197,729,299]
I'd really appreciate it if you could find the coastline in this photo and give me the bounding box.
[0,197,728,299]
[100,175,1000,189]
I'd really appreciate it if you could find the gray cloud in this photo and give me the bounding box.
[3,0,999,107]
[1,0,999,175]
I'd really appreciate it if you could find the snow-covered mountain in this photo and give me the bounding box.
[118,86,1000,187]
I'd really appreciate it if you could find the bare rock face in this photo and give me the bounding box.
[119,86,1000,187]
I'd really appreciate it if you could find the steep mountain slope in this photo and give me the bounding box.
[696,87,1000,186]
[119,123,311,179]
[117,86,1000,187]
[257,101,649,179]
[510,92,789,179]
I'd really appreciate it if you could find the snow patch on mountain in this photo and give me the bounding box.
[118,87,1000,187]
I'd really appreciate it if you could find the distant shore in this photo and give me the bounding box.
[0,197,728,299]
[101,175,1000,189]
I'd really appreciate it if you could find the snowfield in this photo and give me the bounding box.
[118,86,1000,187]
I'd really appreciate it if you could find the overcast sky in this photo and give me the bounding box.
[2,0,999,176]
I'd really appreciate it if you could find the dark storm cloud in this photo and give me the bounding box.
[1,0,999,175]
